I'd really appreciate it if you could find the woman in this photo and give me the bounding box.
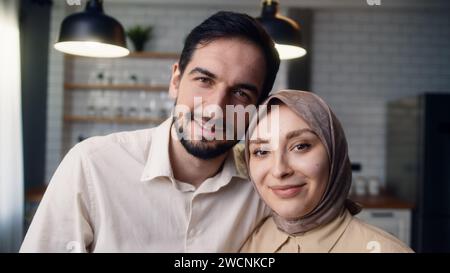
[241,90,413,253]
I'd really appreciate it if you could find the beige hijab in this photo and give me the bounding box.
[245,89,361,235]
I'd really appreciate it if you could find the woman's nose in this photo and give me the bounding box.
[271,154,294,179]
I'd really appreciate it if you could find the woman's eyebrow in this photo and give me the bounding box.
[285,128,316,140]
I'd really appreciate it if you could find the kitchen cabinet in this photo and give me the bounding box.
[356,208,411,246]
[350,193,414,247]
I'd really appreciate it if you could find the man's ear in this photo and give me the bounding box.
[168,62,181,100]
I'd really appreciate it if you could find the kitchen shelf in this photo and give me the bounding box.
[64,83,169,92]
[64,115,166,124]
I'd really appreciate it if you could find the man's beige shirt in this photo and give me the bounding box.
[20,118,269,252]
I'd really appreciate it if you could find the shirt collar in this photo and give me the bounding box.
[140,118,248,188]
[195,148,248,194]
[140,118,174,182]
[264,209,353,253]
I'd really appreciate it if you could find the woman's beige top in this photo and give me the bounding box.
[241,209,413,253]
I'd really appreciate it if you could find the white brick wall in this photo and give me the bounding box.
[311,9,450,184]
[45,2,287,181]
[45,1,66,182]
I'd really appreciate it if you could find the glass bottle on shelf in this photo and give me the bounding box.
[111,70,125,118]
[139,90,151,119]
[368,176,381,196]
[99,90,111,117]
[86,70,97,117]
[127,96,139,118]
[87,92,97,117]
[354,176,367,196]
[129,74,138,85]
[99,71,111,117]
[148,92,158,119]
[88,72,105,116]
[126,74,139,117]
[158,92,173,119]
[111,92,121,118]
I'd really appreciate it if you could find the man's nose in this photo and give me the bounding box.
[208,87,229,110]
[202,87,229,119]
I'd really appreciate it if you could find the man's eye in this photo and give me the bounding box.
[234,89,246,97]
[196,77,213,85]
[233,89,250,100]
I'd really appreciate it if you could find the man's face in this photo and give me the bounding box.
[169,37,267,159]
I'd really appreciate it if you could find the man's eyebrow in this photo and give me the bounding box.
[188,67,216,79]
[285,128,316,140]
[249,138,269,145]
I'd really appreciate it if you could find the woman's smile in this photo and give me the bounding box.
[269,183,307,199]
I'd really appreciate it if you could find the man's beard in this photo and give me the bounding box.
[172,116,238,160]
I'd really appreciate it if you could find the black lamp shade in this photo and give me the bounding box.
[54,0,129,58]
[257,0,306,60]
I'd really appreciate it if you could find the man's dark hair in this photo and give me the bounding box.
[178,11,280,103]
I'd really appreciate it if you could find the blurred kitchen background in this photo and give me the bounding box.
[1,0,449,252]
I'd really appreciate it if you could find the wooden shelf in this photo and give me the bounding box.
[64,83,169,92]
[65,51,180,60]
[64,115,166,124]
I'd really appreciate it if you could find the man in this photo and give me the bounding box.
[21,11,280,252]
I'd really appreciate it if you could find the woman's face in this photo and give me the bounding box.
[249,104,330,220]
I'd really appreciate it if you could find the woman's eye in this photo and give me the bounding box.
[252,149,269,157]
[293,143,311,151]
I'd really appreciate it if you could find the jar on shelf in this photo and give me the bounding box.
[367,176,381,196]
[353,176,367,196]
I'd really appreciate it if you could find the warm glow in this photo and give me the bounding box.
[54,41,129,58]
[275,44,307,60]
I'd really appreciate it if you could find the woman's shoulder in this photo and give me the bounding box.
[240,217,288,253]
[336,215,414,253]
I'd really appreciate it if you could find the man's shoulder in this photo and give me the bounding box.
[72,128,154,160]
